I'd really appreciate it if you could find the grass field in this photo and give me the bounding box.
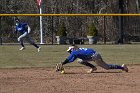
[0,44,140,93]
[0,44,140,68]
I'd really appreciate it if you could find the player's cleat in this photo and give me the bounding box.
[122,64,128,72]
[19,47,25,50]
[37,47,41,52]
[87,67,97,73]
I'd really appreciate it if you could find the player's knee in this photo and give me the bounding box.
[18,38,21,42]
[77,59,84,64]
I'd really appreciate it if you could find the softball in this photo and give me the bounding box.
[61,70,65,74]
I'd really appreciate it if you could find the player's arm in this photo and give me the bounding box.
[56,53,77,72]
[24,25,28,29]
[62,54,77,65]
[27,25,31,33]
[23,23,31,33]
[25,24,31,33]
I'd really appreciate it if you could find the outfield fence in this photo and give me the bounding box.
[0,14,140,45]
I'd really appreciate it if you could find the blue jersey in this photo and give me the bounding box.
[67,48,96,62]
[16,23,28,34]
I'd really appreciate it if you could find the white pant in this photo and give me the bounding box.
[18,32,34,44]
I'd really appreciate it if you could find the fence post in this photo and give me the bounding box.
[51,16,54,44]
[103,16,106,44]
[119,0,124,44]
[0,16,2,45]
[0,37,2,45]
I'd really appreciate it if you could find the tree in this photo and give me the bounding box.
[56,22,67,44]
[87,22,98,44]
[87,22,97,36]
[56,22,67,36]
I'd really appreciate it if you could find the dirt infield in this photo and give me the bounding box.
[0,65,140,93]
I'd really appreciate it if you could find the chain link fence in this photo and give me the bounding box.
[0,16,140,44]
[0,0,140,44]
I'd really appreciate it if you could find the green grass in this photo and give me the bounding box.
[0,45,140,68]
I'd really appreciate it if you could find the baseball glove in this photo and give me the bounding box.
[56,62,64,72]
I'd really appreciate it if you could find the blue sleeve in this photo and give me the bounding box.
[23,23,28,31]
[22,23,28,26]
[67,53,77,62]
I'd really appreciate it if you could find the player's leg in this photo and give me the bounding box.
[77,59,97,73]
[25,35,41,52]
[18,39,25,50]
[92,53,128,72]
[18,32,27,50]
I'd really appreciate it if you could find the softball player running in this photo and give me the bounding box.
[56,45,128,73]
[15,19,41,52]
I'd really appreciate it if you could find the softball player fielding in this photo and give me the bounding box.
[56,45,128,73]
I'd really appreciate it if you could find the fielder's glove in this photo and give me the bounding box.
[56,62,64,72]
